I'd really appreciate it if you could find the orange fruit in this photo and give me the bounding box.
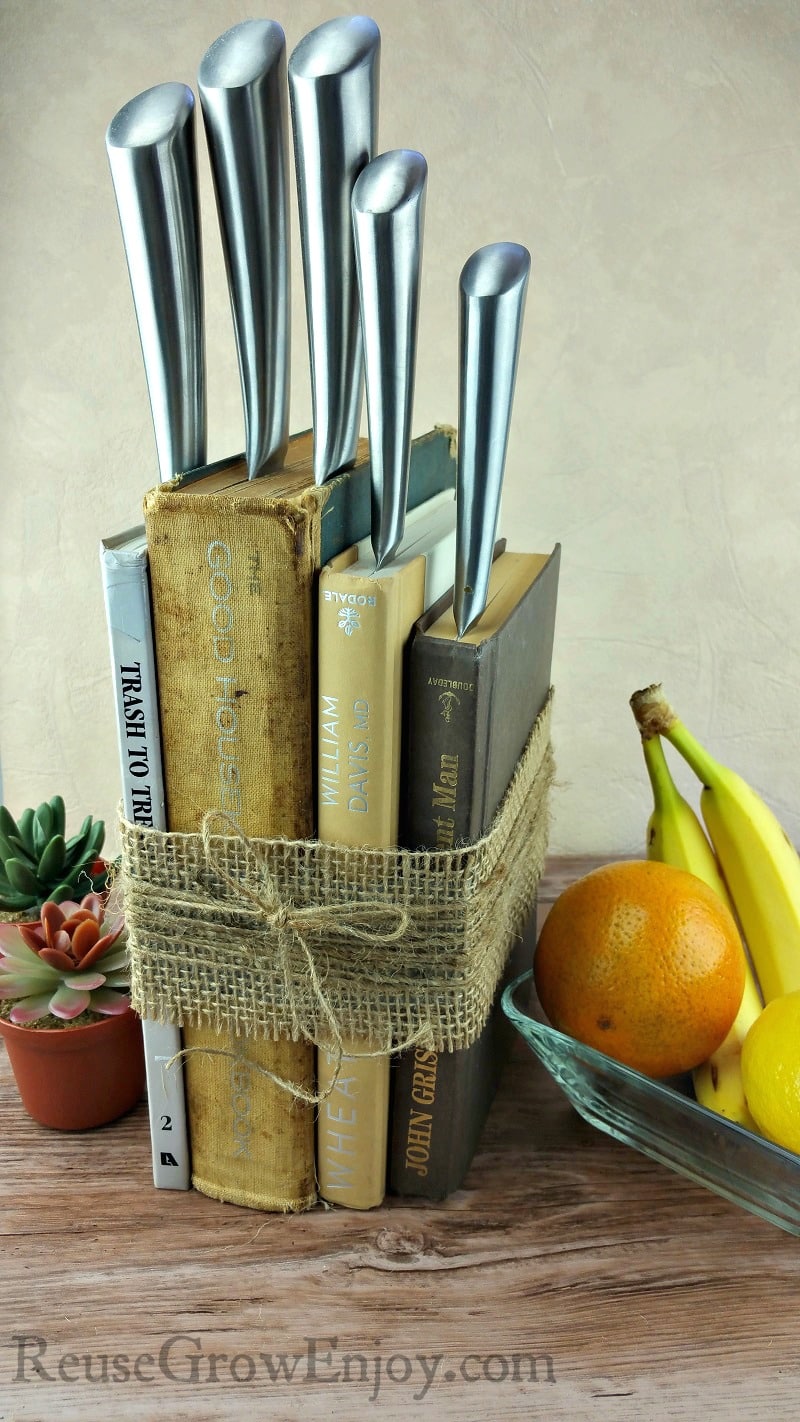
[534,859,745,1078]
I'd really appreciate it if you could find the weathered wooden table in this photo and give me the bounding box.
[1,858,797,1420]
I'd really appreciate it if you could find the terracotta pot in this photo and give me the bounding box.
[0,1008,145,1130]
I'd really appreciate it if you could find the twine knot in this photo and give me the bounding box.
[193,809,418,1101]
[269,902,290,932]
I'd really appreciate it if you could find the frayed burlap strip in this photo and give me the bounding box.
[120,692,553,1056]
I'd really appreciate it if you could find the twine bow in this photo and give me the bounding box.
[176,810,426,1102]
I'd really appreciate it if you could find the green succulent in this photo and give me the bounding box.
[0,797,107,915]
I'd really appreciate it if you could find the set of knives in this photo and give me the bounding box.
[105,14,530,636]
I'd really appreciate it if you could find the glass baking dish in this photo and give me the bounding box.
[502,969,800,1237]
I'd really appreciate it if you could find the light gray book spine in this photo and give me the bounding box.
[100,527,190,1190]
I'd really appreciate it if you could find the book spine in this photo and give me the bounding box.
[403,637,485,851]
[390,550,561,1199]
[100,535,190,1190]
[143,492,318,1212]
[390,634,488,1197]
[140,431,457,1211]
[316,560,426,1207]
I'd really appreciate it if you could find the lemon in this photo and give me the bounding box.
[741,991,800,1155]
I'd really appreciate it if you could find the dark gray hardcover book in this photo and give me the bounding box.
[389,545,560,1199]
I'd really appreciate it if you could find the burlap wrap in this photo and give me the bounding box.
[120,692,553,1055]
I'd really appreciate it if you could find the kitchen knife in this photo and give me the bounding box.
[454,242,531,637]
[288,15,380,485]
[351,149,428,569]
[106,83,206,484]
[199,20,290,478]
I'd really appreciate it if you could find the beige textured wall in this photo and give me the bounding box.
[1,0,799,857]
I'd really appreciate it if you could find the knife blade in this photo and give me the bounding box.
[351,149,428,569]
[199,20,290,478]
[288,15,380,485]
[454,241,531,637]
[106,83,206,484]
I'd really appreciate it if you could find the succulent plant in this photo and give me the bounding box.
[0,893,129,1025]
[0,796,107,915]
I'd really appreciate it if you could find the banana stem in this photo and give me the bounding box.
[641,732,679,812]
[630,683,677,739]
[661,717,720,789]
[631,683,720,788]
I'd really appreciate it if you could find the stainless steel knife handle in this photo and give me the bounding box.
[199,20,290,478]
[288,16,380,485]
[106,83,206,484]
[352,150,428,569]
[455,242,531,636]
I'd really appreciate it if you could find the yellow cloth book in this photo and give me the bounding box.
[142,428,456,1211]
[316,492,457,1208]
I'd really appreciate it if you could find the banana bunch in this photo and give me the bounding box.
[631,683,800,1130]
[0,796,107,915]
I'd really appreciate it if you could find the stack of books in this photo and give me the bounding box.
[102,438,559,1210]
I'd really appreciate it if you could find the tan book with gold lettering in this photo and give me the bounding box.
[316,492,457,1208]
[142,427,456,1211]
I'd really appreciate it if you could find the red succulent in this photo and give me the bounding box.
[18,894,125,970]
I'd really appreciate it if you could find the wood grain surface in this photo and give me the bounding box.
[0,857,797,1422]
